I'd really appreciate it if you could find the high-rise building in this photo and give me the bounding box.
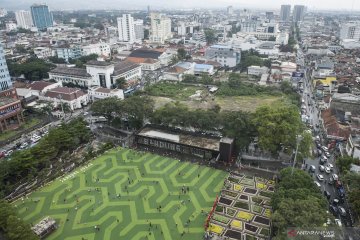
[15,10,34,29]
[227,6,234,15]
[150,13,172,44]
[147,5,151,14]
[340,22,360,40]
[266,12,274,21]
[280,5,291,22]
[0,8,7,17]
[293,5,306,23]
[117,14,136,43]
[30,4,53,30]
[134,19,144,40]
[0,43,12,92]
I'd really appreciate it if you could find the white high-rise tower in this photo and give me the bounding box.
[15,10,33,29]
[117,14,136,43]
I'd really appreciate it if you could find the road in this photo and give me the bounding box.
[297,48,353,227]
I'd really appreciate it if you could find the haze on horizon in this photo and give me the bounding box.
[2,0,360,11]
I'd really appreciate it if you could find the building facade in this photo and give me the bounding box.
[150,13,172,43]
[0,43,12,92]
[134,19,144,40]
[293,5,305,23]
[31,4,53,30]
[280,5,291,22]
[15,10,33,29]
[117,14,136,43]
[205,45,241,68]
[340,22,360,41]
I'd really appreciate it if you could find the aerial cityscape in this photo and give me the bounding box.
[0,1,360,240]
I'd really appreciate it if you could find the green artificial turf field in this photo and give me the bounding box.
[13,147,227,240]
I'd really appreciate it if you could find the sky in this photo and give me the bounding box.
[2,0,360,11]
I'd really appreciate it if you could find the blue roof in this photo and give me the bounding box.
[195,64,213,70]
[211,44,231,49]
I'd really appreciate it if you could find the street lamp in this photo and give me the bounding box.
[291,135,303,175]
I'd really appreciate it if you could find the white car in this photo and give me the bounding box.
[322,146,329,152]
[325,167,331,174]
[332,174,339,181]
[31,135,41,143]
[334,219,342,227]
[317,174,324,181]
[20,142,28,149]
[319,165,325,172]
[327,163,334,170]
[314,181,321,188]
[324,151,331,158]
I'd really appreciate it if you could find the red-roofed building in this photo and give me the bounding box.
[321,109,351,140]
[40,87,89,111]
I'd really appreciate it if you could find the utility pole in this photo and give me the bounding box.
[58,94,65,120]
[291,135,303,175]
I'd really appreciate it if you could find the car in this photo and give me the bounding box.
[31,135,41,143]
[332,174,339,181]
[338,206,346,217]
[310,165,316,172]
[324,190,331,199]
[325,167,331,174]
[327,163,334,170]
[333,198,340,205]
[334,219,342,227]
[322,146,329,152]
[319,165,325,172]
[4,149,13,157]
[317,149,322,156]
[328,177,334,185]
[329,205,338,214]
[314,181,321,188]
[320,156,328,164]
[324,151,331,158]
[317,174,324,181]
[19,142,28,149]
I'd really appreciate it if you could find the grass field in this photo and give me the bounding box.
[215,96,281,112]
[13,148,227,240]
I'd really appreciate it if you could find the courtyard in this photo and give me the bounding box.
[13,147,227,240]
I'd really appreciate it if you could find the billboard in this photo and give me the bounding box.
[292,72,304,78]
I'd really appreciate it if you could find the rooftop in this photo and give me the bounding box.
[49,67,91,78]
[0,97,18,107]
[113,61,140,76]
[128,48,163,59]
[137,126,220,151]
[86,60,113,67]
[44,87,86,101]
[29,81,55,91]
[210,44,232,49]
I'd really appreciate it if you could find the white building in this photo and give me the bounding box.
[247,66,269,76]
[134,19,144,40]
[340,21,360,41]
[88,86,124,100]
[227,6,234,15]
[117,14,136,43]
[5,22,17,32]
[40,87,89,111]
[205,44,241,68]
[15,10,33,29]
[293,5,306,23]
[81,43,111,58]
[34,47,53,59]
[150,13,172,43]
[0,8,7,17]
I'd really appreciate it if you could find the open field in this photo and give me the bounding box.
[151,95,280,113]
[13,148,227,240]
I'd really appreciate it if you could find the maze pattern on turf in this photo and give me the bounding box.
[14,148,227,240]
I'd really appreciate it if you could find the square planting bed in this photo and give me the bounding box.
[212,214,231,224]
[245,234,257,240]
[259,191,272,198]
[226,207,237,217]
[239,194,249,201]
[215,205,224,213]
[240,179,255,186]
[223,190,238,198]
[231,173,244,178]
[234,201,250,210]
[245,223,258,233]
[228,176,240,183]
[267,186,274,192]
[259,228,270,237]
[224,230,242,240]
[219,197,233,205]
[252,204,263,214]
[253,216,270,226]
[244,187,257,194]
[251,196,263,204]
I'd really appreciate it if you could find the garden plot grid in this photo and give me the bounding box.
[207,174,274,240]
[13,148,227,240]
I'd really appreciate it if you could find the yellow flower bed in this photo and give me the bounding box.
[268,180,275,185]
[231,220,243,229]
[237,211,254,221]
[208,223,224,235]
[256,182,267,189]
[264,209,271,218]
[234,184,243,191]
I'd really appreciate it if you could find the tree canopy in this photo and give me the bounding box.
[7,58,55,81]
[271,168,329,239]
[336,156,359,174]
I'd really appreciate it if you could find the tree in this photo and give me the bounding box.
[336,156,358,174]
[7,58,55,81]
[6,215,38,240]
[48,56,66,64]
[204,29,216,44]
[115,77,127,89]
[252,102,303,154]
[182,74,197,83]
[144,29,149,39]
[177,48,187,60]
[90,97,121,122]
[170,55,179,65]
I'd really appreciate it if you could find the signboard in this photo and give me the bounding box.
[292,72,304,78]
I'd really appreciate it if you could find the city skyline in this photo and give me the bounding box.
[2,0,360,11]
